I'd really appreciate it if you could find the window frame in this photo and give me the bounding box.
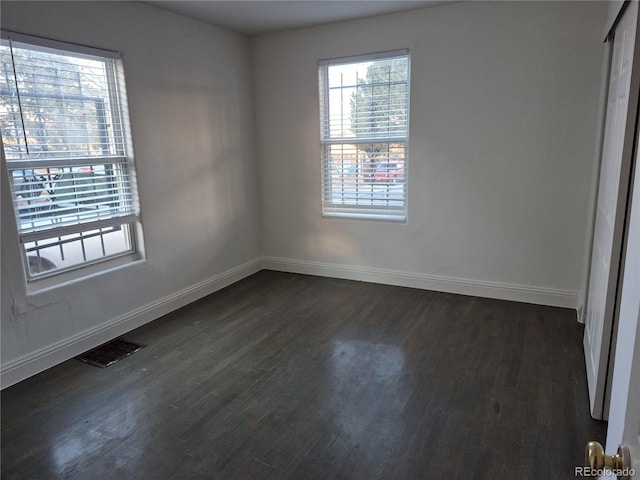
[318,49,410,222]
[0,30,142,283]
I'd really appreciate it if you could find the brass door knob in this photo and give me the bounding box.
[585,441,625,471]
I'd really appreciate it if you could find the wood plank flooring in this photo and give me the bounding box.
[1,271,606,479]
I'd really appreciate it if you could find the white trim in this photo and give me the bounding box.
[319,49,409,66]
[1,256,580,389]
[0,258,262,389]
[262,256,578,309]
[1,30,120,59]
[322,211,406,222]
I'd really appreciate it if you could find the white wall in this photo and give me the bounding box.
[0,1,261,386]
[253,1,607,307]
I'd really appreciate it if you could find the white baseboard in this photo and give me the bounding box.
[2,255,579,389]
[0,258,262,389]
[262,256,578,309]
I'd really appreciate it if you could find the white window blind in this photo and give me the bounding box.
[0,31,139,278]
[319,50,409,221]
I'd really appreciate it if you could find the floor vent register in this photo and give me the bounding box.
[76,338,145,368]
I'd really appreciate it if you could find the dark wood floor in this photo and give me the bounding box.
[1,271,605,479]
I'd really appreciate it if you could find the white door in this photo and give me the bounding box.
[584,0,640,420]
[602,130,640,478]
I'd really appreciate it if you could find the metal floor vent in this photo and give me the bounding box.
[76,338,145,368]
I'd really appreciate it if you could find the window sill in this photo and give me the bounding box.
[25,252,145,296]
[322,211,406,223]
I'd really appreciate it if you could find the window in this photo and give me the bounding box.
[319,50,409,221]
[0,31,140,280]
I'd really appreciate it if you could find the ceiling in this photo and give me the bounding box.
[145,1,450,35]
